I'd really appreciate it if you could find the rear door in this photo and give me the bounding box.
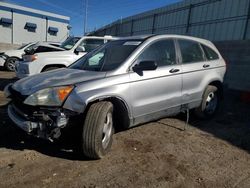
[129,38,182,124]
[177,39,214,108]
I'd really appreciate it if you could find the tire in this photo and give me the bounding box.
[42,66,60,72]
[5,57,18,71]
[195,85,220,119]
[82,101,114,159]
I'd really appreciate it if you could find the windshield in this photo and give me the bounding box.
[24,43,38,53]
[18,43,32,50]
[69,40,142,72]
[60,37,80,50]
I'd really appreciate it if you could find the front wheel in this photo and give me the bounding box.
[195,85,220,119]
[82,101,114,159]
[5,57,18,71]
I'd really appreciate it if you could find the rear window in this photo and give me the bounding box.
[79,39,105,53]
[201,44,219,61]
[178,40,205,64]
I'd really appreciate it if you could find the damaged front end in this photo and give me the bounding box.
[0,53,8,60]
[0,53,9,65]
[6,85,80,141]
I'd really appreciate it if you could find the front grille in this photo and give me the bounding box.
[9,86,36,116]
[11,104,29,120]
[9,86,27,102]
[12,101,37,116]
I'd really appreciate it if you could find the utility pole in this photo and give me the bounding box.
[83,0,88,35]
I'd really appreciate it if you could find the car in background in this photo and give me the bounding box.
[0,42,63,71]
[15,36,116,78]
[0,42,36,71]
[47,42,61,48]
[5,35,226,159]
[23,42,64,55]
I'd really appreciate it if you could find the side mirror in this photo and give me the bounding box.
[132,61,157,72]
[74,46,85,54]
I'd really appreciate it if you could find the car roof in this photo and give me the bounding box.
[114,34,213,46]
[116,34,155,40]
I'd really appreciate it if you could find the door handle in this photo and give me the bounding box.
[169,68,180,73]
[203,64,210,68]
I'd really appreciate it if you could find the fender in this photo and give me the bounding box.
[63,91,132,119]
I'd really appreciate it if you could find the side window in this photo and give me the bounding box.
[34,46,62,53]
[201,44,219,61]
[88,52,104,66]
[79,39,104,53]
[83,49,105,71]
[137,39,176,67]
[178,40,205,64]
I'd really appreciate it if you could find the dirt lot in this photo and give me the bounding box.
[0,70,250,188]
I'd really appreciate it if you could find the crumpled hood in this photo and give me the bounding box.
[3,49,23,57]
[36,50,71,57]
[37,43,64,51]
[12,68,106,95]
[25,43,65,55]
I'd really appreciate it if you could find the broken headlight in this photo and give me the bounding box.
[24,86,74,106]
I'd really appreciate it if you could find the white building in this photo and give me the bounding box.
[0,2,70,44]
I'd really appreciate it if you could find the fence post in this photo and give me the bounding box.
[115,24,118,36]
[186,4,193,34]
[152,14,157,34]
[11,9,14,44]
[243,0,250,40]
[130,19,134,36]
[45,17,48,42]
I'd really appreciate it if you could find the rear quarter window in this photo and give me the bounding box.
[201,44,219,61]
[178,39,205,64]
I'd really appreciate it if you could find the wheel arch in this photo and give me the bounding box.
[41,64,67,72]
[86,96,132,131]
[4,56,21,65]
[207,80,224,99]
[8,56,21,60]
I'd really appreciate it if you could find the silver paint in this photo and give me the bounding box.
[8,35,226,129]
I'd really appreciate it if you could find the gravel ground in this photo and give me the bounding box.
[0,70,250,188]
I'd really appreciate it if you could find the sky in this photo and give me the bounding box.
[1,0,181,36]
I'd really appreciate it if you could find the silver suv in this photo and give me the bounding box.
[5,35,226,159]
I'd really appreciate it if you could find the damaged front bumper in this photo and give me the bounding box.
[0,54,8,67]
[8,103,78,141]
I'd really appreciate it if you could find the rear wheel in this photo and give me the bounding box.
[5,57,18,71]
[195,85,219,119]
[82,101,114,159]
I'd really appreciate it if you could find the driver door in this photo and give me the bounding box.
[129,39,182,124]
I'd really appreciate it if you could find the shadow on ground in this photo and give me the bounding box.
[176,89,250,152]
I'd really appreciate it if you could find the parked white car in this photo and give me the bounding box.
[0,42,36,71]
[15,36,115,78]
[0,42,63,71]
